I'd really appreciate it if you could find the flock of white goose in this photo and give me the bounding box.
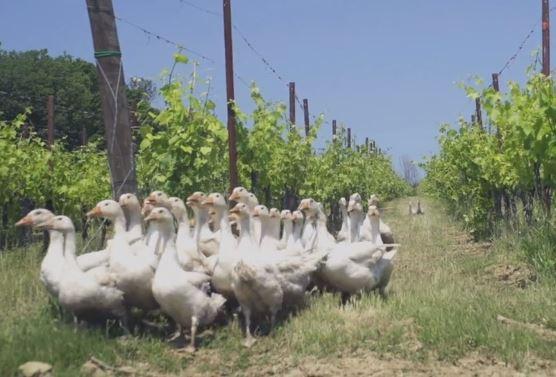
[15,188,398,351]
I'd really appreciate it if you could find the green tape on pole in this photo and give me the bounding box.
[94,50,122,59]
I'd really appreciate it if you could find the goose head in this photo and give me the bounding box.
[168,197,187,221]
[349,193,362,204]
[252,205,269,220]
[118,193,141,211]
[347,199,363,215]
[269,208,280,220]
[280,209,293,222]
[144,206,174,225]
[186,191,206,208]
[367,205,380,219]
[368,194,379,207]
[247,193,259,209]
[144,206,175,235]
[202,193,227,223]
[229,186,249,203]
[292,210,304,224]
[338,197,347,209]
[15,208,55,229]
[45,215,75,233]
[298,198,319,218]
[87,200,123,220]
[229,202,250,222]
[141,198,154,217]
[146,190,170,207]
[202,192,227,210]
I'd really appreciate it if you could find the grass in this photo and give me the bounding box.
[1,198,555,375]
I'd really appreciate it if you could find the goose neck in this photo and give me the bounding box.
[63,230,80,269]
[46,230,64,260]
[112,212,128,237]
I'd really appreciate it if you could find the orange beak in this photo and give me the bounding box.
[229,191,240,201]
[202,197,215,206]
[186,193,202,206]
[15,216,33,227]
[229,206,240,214]
[298,202,308,211]
[86,206,102,218]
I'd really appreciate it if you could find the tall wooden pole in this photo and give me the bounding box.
[47,95,54,148]
[303,98,310,136]
[542,0,551,76]
[85,0,137,197]
[223,0,239,191]
[492,73,500,92]
[289,82,296,126]
[332,119,337,138]
[475,98,483,129]
[347,128,351,148]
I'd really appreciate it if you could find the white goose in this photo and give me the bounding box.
[202,193,237,299]
[168,197,209,274]
[298,199,333,252]
[336,197,349,242]
[291,210,305,253]
[277,210,292,250]
[229,187,260,244]
[298,199,317,249]
[320,205,397,297]
[256,206,280,252]
[347,198,364,243]
[230,203,283,348]
[148,207,226,353]
[187,192,219,257]
[87,200,158,311]
[255,205,326,308]
[44,215,127,323]
[16,209,63,297]
[15,209,114,293]
[118,193,144,243]
[361,195,395,247]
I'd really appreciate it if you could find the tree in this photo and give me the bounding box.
[0,47,103,148]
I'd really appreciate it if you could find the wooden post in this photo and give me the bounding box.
[332,119,337,138]
[47,95,54,148]
[347,128,351,148]
[543,0,550,76]
[471,114,476,125]
[303,98,310,136]
[222,0,239,191]
[289,82,296,126]
[85,0,137,197]
[81,125,88,145]
[492,73,500,92]
[475,98,483,129]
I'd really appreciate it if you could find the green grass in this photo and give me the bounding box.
[1,198,555,375]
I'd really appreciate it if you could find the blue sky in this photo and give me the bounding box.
[0,1,548,171]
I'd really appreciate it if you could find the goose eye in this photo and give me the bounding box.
[36,210,42,215]
[104,203,109,206]
[157,193,161,196]
[127,195,131,199]
[216,194,220,198]
[240,189,244,192]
